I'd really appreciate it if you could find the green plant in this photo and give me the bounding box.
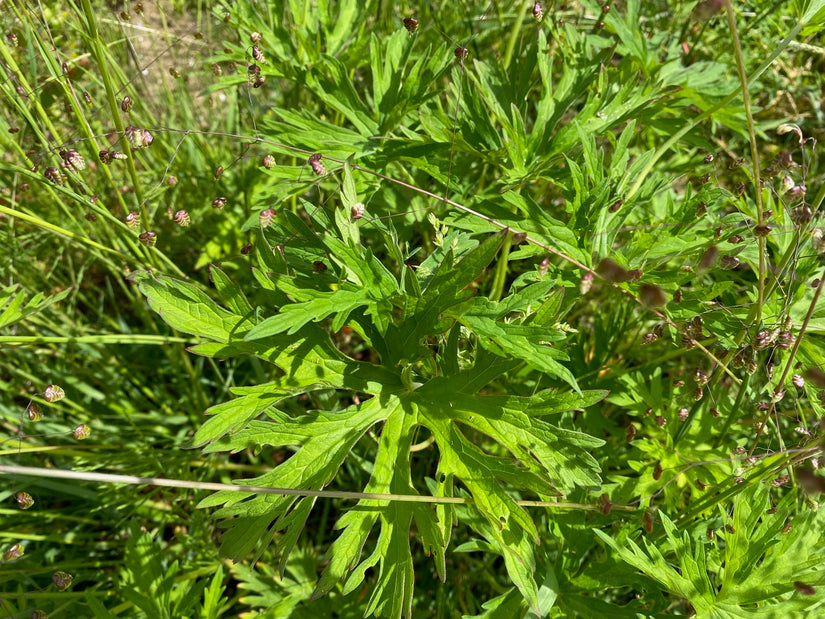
[3,1,825,617]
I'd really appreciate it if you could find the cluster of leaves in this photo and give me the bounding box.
[2,0,825,617]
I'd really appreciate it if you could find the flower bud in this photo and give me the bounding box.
[720,255,740,270]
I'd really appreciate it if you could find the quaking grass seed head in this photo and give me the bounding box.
[44,384,65,402]
[52,571,73,590]
[139,231,157,247]
[308,153,326,176]
[15,492,34,510]
[3,544,23,561]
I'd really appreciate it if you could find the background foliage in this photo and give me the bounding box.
[2,0,825,617]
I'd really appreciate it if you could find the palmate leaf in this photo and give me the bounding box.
[135,194,605,617]
[598,484,825,617]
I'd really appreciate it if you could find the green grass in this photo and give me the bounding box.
[2,1,825,617]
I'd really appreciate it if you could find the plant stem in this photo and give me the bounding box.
[725,3,765,327]
[80,0,147,226]
[0,465,639,510]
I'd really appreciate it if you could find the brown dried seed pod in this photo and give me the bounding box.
[804,368,825,388]
[642,510,655,533]
[626,424,637,442]
[596,258,628,283]
[403,17,419,33]
[608,198,623,213]
[169,67,181,78]
[698,246,718,270]
[673,288,683,303]
[598,493,612,515]
[653,462,663,480]
[83,91,92,105]
[121,95,132,112]
[791,206,812,225]
[214,165,224,180]
[640,283,666,308]
[794,581,816,596]
[720,255,740,270]
[754,224,771,237]
[252,76,266,88]
[454,46,469,60]
[240,243,253,255]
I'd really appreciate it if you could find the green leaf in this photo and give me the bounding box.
[131,271,250,343]
[0,284,71,330]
